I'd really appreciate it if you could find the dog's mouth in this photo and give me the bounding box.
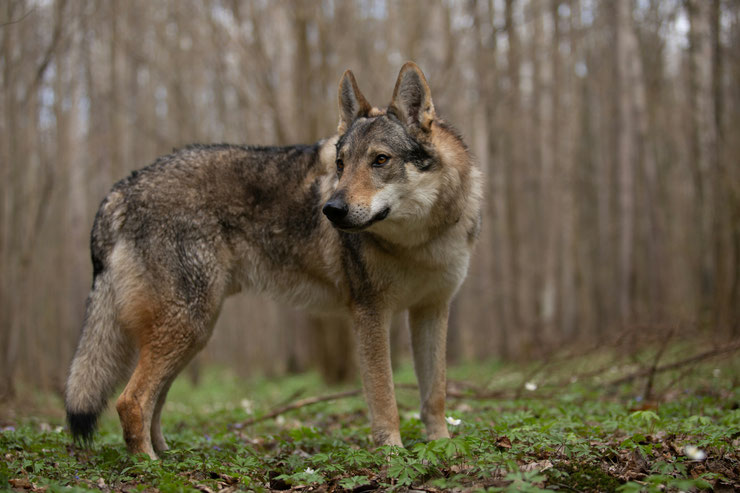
[331,207,391,232]
[372,207,390,223]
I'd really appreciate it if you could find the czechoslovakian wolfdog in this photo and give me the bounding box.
[65,62,483,458]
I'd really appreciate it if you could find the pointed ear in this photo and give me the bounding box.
[337,70,372,134]
[389,62,435,136]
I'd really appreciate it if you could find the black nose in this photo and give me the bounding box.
[322,197,349,223]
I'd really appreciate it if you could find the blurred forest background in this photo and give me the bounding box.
[1,0,739,400]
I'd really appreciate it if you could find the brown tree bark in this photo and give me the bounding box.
[615,0,636,329]
[559,0,580,338]
[109,0,123,179]
[0,0,19,399]
[688,0,719,326]
[501,0,522,357]
[539,0,559,345]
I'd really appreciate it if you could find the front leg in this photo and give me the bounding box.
[409,302,450,440]
[352,307,402,447]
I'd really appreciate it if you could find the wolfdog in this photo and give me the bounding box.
[65,62,482,458]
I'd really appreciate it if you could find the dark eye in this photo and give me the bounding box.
[336,159,344,173]
[373,154,389,167]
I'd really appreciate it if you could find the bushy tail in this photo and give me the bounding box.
[65,272,134,445]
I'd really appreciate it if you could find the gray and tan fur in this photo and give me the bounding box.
[65,62,483,458]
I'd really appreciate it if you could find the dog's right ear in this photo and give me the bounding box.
[337,70,371,134]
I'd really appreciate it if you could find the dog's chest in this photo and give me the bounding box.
[379,241,472,309]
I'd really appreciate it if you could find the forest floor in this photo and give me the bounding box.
[1,335,739,492]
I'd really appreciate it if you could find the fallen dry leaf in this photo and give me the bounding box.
[520,460,553,472]
[9,478,33,489]
[495,436,512,449]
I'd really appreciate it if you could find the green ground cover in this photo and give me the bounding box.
[1,340,738,492]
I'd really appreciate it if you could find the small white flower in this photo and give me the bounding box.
[54,426,63,433]
[240,398,254,414]
[304,467,315,474]
[712,368,721,378]
[684,445,707,461]
[525,381,538,391]
[446,416,462,426]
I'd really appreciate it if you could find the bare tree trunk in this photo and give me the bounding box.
[482,0,509,359]
[502,0,522,357]
[0,0,19,400]
[293,2,317,143]
[630,2,661,324]
[725,1,740,335]
[448,0,492,362]
[615,0,636,328]
[54,12,78,391]
[708,0,733,335]
[688,0,719,326]
[310,316,356,384]
[539,0,558,345]
[559,0,580,338]
[170,8,189,147]
[109,0,123,179]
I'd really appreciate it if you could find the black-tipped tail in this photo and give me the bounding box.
[67,411,99,446]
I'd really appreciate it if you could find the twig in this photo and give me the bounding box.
[552,482,580,492]
[21,0,67,107]
[548,358,619,388]
[447,379,489,392]
[240,382,514,427]
[656,364,696,402]
[493,326,647,393]
[273,388,306,409]
[241,389,362,426]
[642,329,674,401]
[240,339,740,427]
[401,382,508,400]
[605,340,740,387]
[0,7,35,27]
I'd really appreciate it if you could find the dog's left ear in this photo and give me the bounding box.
[338,70,372,134]
[389,62,436,137]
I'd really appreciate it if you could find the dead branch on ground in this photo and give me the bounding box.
[605,340,740,388]
[239,339,740,427]
[241,389,363,427]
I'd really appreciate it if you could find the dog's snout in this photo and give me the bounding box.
[322,196,349,223]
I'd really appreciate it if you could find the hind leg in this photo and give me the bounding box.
[116,321,209,459]
[151,377,175,454]
[111,237,230,458]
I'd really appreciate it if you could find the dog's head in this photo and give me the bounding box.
[323,62,455,242]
